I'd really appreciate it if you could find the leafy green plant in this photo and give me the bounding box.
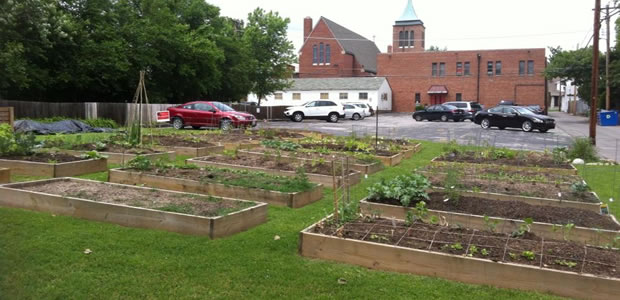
[508,252,517,260]
[367,174,431,207]
[481,248,490,256]
[567,137,598,162]
[443,169,462,203]
[450,243,463,251]
[94,142,108,151]
[552,147,568,164]
[521,250,535,261]
[467,245,478,257]
[261,139,300,151]
[483,215,500,233]
[0,124,37,156]
[570,182,590,195]
[80,150,105,160]
[128,155,152,171]
[413,201,428,221]
[554,260,577,268]
[512,217,533,238]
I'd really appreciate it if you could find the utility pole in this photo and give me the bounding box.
[605,4,611,110]
[590,0,601,145]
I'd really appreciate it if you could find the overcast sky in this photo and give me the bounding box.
[207,0,617,55]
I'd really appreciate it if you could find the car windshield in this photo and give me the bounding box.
[211,102,235,112]
[471,104,482,109]
[443,105,458,110]
[514,107,534,115]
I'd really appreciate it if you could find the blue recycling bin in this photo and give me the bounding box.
[598,111,618,126]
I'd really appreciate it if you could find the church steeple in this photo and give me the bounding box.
[396,0,423,25]
[392,0,425,52]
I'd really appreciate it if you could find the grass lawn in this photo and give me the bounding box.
[0,139,596,299]
[577,164,620,219]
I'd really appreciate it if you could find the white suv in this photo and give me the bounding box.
[284,101,345,123]
[346,102,372,117]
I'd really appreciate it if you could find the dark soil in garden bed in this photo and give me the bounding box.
[369,192,620,230]
[71,143,160,154]
[421,164,582,183]
[123,166,315,193]
[299,143,397,157]
[246,146,379,165]
[423,172,599,203]
[148,135,220,147]
[194,153,357,176]
[1,152,88,163]
[22,180,254,217]
[314,218,619,278]
[437,151,573,169]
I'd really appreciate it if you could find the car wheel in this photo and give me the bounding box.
[328,113,339,123]
[522,120,533,132]
[414,115,423,122]
[172,117,184,130]
[292,112,304,122]
[352,113,361,121]
[539,128,549,133]
[480,118,491,129]
[440,114,449,122]
[220,119,233,131]
[192,126,201,130]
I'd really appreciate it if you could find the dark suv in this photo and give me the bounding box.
[443,101,484,120]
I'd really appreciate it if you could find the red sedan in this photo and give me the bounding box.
[168,101,257,130]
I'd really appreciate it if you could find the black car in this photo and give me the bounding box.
[499,100,516,106]
[525,105,544,115]
[473,106,555,132]
[412,104,469,122]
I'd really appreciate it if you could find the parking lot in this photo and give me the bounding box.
[258,113,575,152]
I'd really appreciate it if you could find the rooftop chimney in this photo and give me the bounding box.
[304,17,312,42]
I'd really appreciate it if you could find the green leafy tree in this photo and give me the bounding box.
[243,8,296,106]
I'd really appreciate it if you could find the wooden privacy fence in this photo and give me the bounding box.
[0,100,290,124]
[0,107,14,126]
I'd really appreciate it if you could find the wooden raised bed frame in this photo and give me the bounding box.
[186,157,362,187]
[300,216,619,300]
[238,150,383,175]
[360,199,619,247]
[0,178,267,238]
[59,149,176,165]
[108,168,324,208]
[0,168,9,183]
[430,157,578,176]
[0,158,107,177]
[154,145,224,158]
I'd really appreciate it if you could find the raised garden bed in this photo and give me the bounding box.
[421,163,582,184]
[419,171,601,213]
[0,178,267,238]
[239,149,384,175]
[108,167,323,208]
[0,153,107,177]
[301,217,619,300]
[433,151,578,175]
[59,149,175,165]
[0,168,9,183]
[187,153,361,187]
[147,135,224,157]
[360,199,619,247]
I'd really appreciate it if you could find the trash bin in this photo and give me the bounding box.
[598,111,618,126]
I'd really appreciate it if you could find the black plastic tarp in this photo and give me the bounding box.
[14,120,115,135]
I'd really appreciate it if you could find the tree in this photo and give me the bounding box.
[427,45,447,52]
[544,46,602,105]
[243,8,296,106]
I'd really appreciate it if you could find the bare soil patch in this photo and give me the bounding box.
[72,143,160,154]
[22,180,253,217]
[149,135,219,147]
[315,218,619,278]
[369,192,620,230]
[1,152,87,163]
[422,163,582,183]
[437,151,573,169]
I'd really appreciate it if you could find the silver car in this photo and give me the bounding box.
[343,104,366,121]
[346,102,372,117]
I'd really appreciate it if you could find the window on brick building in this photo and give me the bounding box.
[415,93,421,104]
[410,31,414,47]
[422,31,425,49]
[320,93,329,99]
[274,93,283,100]
[381,93,388,101]
[312,45,318,64]
[404,31,409,47]
[359,92,368,100]
[339,93,348,100]
[456,62,463,76]
[432,63,437,77]
[487,61,493,75]
[519,60,525,75]
[319,43,324,64]
[464,62,471,76]
[326,44,331,64]
[495,61,502,75]
[399,31,404,47]
[439,63,445,77]
[527,60,534,75]
[456,93,462,101]
[292,93,301,100]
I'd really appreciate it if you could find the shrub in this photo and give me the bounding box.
[367,174,431,207]
[567,138,598,162]
[0,124,37,156]
[127,155,152,170]
[261,139,300,151]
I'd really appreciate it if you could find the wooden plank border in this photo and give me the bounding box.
[186,156,362,187]
[153,145,224,157]
[300,217,620,300]
[0,178,267,238]
[108,168,324,208]
[359,200,620,247]
[0,168,9,183]
[0,158,107,177]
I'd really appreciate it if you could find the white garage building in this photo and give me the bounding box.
[247,77,392,111]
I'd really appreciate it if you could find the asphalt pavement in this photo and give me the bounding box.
[257,113,575,153]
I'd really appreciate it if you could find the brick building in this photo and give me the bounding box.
[296,0,547,112]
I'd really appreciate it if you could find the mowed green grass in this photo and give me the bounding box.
[577,164,620,219]
[1,139,574,299]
